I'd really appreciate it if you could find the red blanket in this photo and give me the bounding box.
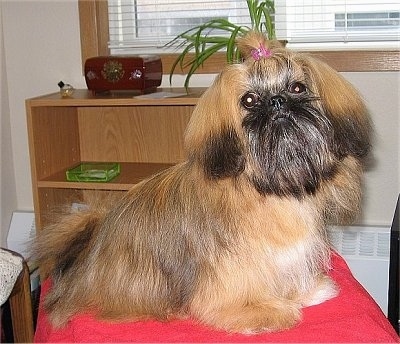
[35,253,399,343]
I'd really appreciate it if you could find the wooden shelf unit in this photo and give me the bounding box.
[26,88,205,230]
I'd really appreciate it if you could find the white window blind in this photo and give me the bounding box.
[108,0,400,54]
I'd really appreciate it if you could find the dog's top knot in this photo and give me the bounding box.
[236,31,284,61]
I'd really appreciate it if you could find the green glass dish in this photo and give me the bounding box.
[66,162,120,182]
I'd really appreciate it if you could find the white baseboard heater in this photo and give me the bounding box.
[327,225,391,315]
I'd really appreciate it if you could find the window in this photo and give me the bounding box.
[108,0,400,55]
[280,1,399,45]
[78,0,400,73]
[335,12,400,30]
[108,1,259,54]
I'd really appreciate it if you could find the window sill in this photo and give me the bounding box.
[159,51,399,75]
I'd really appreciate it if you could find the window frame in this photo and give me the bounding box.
[78,0,399,74]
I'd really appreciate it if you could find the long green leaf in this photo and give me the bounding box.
[169,43,195,84]
[167,0,276,86]
[227,26,246,63]
[183,42,227,89]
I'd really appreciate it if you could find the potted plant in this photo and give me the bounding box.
[166,0,277,88]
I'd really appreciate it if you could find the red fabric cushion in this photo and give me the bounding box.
[34,253,399,343]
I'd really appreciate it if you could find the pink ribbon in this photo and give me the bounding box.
[250,44,272,60]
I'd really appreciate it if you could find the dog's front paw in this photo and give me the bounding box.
[302,275,339,307]
[203,302,301,334]
[237,303,302,334]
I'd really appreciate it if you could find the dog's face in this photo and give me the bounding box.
[185,32,371,199]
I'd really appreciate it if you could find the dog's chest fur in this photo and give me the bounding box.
[190,178,328,292]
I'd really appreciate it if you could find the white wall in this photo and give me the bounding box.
[0,1,399,244]
[2,0,85,211]
[345,72,400,225]
[0,2,17,246]
[1,0,85,244]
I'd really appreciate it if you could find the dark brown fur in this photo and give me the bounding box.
[33,31,371,333]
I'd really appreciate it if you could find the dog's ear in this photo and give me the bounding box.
[303,56,372,160]
[185,68,246,179]
[201,127,245,179]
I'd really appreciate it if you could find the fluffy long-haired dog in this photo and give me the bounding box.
[34,31,371,334]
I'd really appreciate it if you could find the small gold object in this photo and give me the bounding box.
[58,81,74,97]
[101,60,125,83]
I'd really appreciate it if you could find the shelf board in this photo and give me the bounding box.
[38,162,173,191]
[26,88,206,107]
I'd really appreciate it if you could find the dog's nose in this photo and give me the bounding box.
[269,95,286,110]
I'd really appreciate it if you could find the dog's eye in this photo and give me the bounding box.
[288,82,306,94]
[241,92,260,109]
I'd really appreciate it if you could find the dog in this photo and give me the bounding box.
[33,31,371,334]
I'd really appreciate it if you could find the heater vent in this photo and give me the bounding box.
[328,226,391,259]
[326,225,391,314]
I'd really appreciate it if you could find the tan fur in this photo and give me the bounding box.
[33,31,371,333]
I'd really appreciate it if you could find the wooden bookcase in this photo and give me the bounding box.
[26,88,205,230]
